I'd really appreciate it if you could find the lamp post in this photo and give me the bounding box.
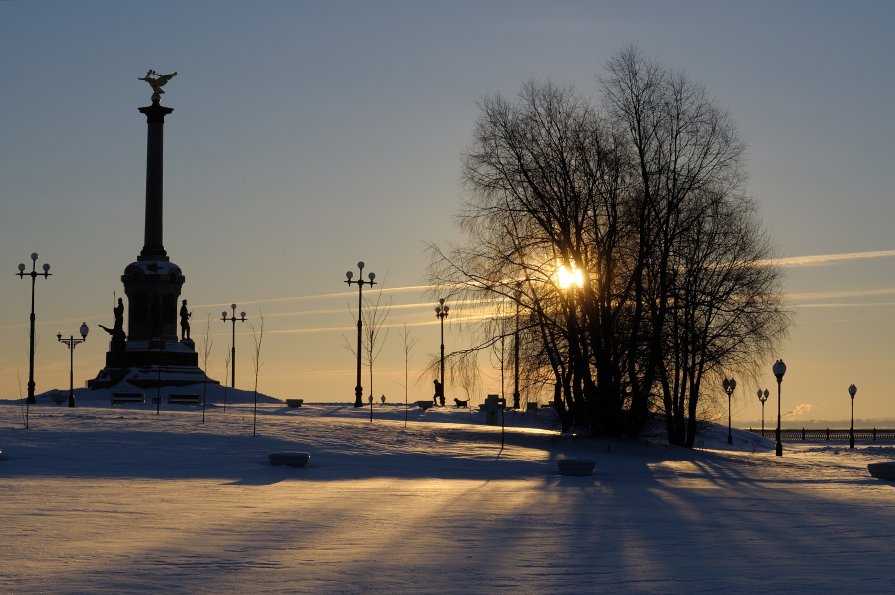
[346,262,375,408]
[512,284,521,410]
[57,322,89,408]
[435,298,450,406]
[17,252,51,405]
[757,388,769,434]
[773,359,786,457]
[156,338,164,415]
[221,304,246,389]
[848,384,857,449]
[723,377,736,445]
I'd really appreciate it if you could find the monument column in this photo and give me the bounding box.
[138,102,173,261]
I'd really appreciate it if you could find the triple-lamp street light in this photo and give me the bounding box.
[773,359,787,457]
[57,323,89,408]
[221,304,246,389]
[722,377,736,445]
[756,388,769,434]
[17,252,51,405]
[435,298,450,407]
[848,383,857,449]
[346,262,375,408]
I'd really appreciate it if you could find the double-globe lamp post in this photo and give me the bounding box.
[57,323,89,408]
[436,298,450,405]
[346,262,376,408]
[17,253,51,404]
[757,388,769,434]
[222,304,246,389]
[848,383,857,449]
[773,359,787,457]
[722,377,736,445]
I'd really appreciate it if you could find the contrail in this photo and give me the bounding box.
[759,249,895,268]
[787,288,895,302]
[194,284,439,309]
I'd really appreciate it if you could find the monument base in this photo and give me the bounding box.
[88,338,217,389]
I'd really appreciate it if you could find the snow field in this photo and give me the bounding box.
[2,400,895,593]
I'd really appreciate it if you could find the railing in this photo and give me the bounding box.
[748,428,895,442]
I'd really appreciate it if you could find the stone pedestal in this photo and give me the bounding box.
[122,258,184,342]
[90,338,209,389]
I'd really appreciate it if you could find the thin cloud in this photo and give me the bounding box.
[787,288,895,302]
[795,301,895,309]
[760,249,895,268]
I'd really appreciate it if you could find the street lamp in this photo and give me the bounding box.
[57,322,89,408]
[156,338,164,415]
[346,262,376,408]
[757,388,769,434]
[512,284,521,410]
[723,377,736,445]
[848,384,857,449]
[221,304,246,389]
[773,359,787,457]
[17,252,51,404]
[435,298,450,407]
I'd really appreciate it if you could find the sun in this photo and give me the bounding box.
[554,263,584,289]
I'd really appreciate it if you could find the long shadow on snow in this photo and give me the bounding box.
[0,426,564,485]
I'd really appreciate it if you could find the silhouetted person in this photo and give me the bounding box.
[180,299,191,340]
[433,378,443,406]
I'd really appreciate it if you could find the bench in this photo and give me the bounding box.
[868,462,895,480]
[268,452,310,467]
[557,458,595,476]
[111,392,144,405]
[168,394,201,405]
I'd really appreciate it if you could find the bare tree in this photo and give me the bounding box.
[429,47,790,442]
[343,283,392,404]
[601,46,789,443]
[657,191,789,446]
[364,287,391,404]
[251,309,265,437]
[400,323,419,428]
[200,313,214,424]
[222,349,231,413]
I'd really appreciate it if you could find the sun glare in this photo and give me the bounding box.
[554,264,584,289]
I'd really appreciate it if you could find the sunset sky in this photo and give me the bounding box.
[2,1,893,424]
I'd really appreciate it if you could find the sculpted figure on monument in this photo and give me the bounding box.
[99,298,127,353]
[138,69,177,102]
[180,299,191,340]
[114,297,124,332]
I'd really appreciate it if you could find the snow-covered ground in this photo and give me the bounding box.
[2,391,895,594]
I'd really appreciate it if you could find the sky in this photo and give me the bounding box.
[1,0,893,424]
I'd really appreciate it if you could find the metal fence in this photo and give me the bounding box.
[748,428,895,442]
